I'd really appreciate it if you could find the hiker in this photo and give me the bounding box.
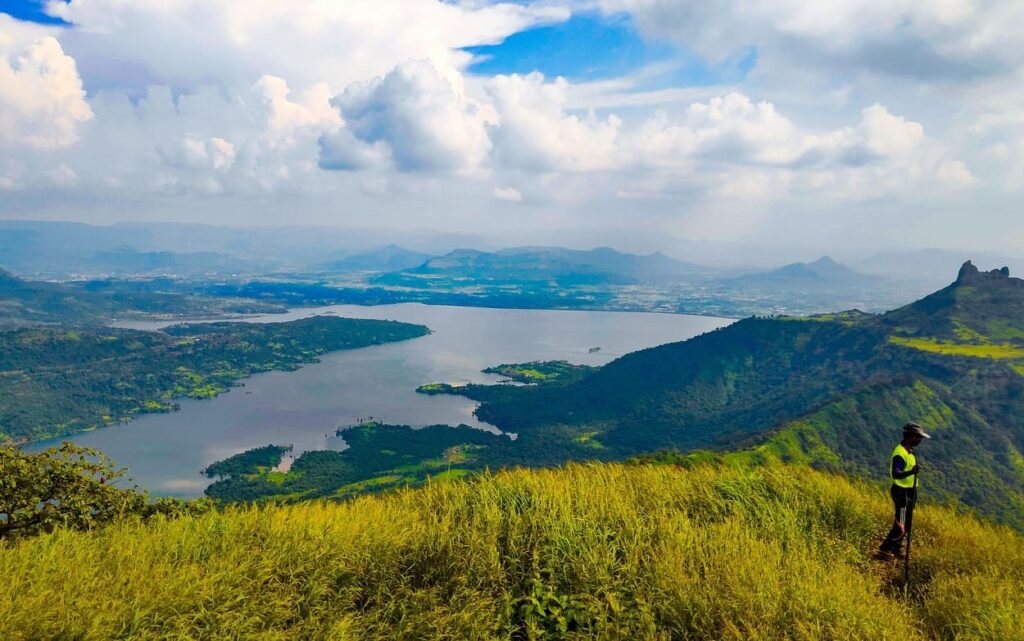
[877,422,929,560]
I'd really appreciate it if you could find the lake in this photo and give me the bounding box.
[29,304,731,497]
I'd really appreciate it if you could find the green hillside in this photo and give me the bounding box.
[2,463,1021,640]
[880,261,1024,342]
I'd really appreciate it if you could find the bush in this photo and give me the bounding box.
[0,443,212,540]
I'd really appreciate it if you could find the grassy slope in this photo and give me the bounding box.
[2,463,1022,640]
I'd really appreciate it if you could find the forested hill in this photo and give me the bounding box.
[0,316,428,444]
[465,262,1024,526]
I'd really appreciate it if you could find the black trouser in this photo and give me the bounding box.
[880,485,916,554]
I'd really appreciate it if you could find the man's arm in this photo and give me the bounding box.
[891,456,918,480]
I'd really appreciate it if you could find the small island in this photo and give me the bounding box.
[482,360,596,383]
[415,360,597,399]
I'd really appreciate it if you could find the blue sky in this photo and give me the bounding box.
[3,3,755,89]
[464,12,755,87]
[1,0,68,25]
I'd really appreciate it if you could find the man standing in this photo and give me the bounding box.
[877,422,929,560]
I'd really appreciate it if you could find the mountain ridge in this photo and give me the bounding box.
[373,245,717,288]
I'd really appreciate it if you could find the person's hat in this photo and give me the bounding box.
[903,422,930,439]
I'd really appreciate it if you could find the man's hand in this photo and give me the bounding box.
[911,464,921,474]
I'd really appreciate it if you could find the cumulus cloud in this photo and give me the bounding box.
[626,93,801,169]
[324,60,495,173]
[254,75,341,147]
[618,95,971,196]
[486,72,622,172]
[0,35,93,149]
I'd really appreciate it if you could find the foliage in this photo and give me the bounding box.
[0,316,428,444]
[0,443,212,540]
[2,463,1022,639]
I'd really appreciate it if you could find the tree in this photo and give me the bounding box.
[0,443,209,540]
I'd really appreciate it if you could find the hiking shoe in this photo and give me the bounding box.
[873,549,899,562]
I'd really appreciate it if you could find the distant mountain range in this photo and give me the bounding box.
[0,220,455,275]
[86,247,259,277]
[723,256,882,290]
[373,246,717,288]
[320,245,432,273]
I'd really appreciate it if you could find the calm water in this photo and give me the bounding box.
[28,304,731,497]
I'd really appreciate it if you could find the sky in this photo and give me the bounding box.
[1,0,1023,257]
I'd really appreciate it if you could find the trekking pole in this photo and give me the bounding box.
[904,470,919,587]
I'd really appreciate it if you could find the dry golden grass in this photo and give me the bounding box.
[1,463,1021,640]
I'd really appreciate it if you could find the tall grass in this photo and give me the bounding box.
[2,463,1022,640]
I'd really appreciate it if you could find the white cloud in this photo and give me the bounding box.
[325,60,495,174]
[618,96,971,198]
[254,75,341,148]
[626,93,801,169]
[601,0,1024,82]
[49,0,567,91]
[486,72,621,172]
[0,34,93,150]
[47,163,78,187]
[493,186,523,202]
[159,137,236,172]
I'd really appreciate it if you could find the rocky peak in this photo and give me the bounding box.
[956,260,1011,284]
[957,260,979,281]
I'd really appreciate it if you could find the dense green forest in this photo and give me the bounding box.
[0,316,428,444]
[206,263,1024,530]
